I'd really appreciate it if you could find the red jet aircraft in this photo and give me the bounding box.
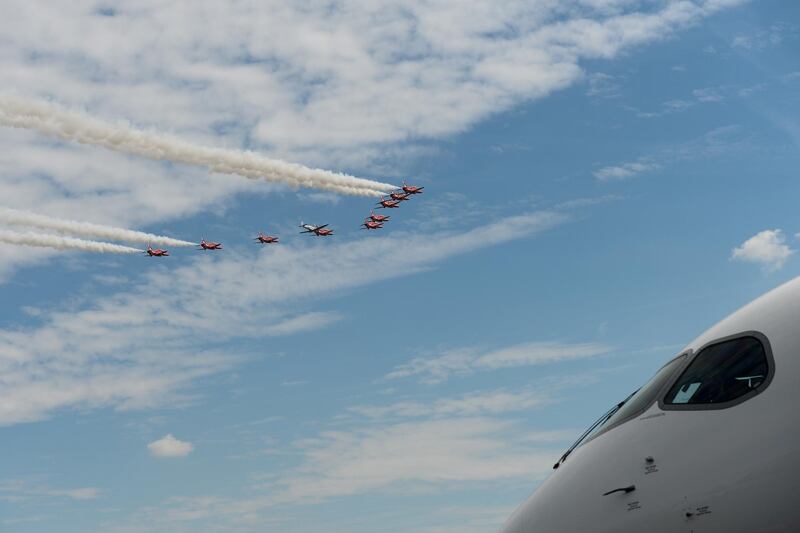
[377,198,401,209]
[401,181,424,194]
[361,220,384,230]
[389,191,411,201]
[254,232,279,244]
[145,245,169,257]
[368,211,390,223]
[300,223,334,236]
[198,239,223,250]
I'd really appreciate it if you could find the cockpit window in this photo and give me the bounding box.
[664,335,770,407]
[553,353,687,469]
[600,354,686,430]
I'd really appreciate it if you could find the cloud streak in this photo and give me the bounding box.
[387,341,612,384]
[594,160,658,181]
[279,417,558,503]
[0,479,100,503]
[348,389,554,420]
[595,125,748,182]
[0,210,568,425]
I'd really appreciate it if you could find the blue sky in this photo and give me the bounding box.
[0,1,799,531]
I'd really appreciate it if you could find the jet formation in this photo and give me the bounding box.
[145,182,423,257]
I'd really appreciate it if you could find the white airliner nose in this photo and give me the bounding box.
[498,277,800,533]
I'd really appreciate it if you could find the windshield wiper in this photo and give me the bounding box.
[553,393,634,470]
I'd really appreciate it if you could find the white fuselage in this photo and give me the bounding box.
[500,277,800,533]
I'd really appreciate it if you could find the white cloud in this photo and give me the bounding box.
[385,347,478,384]
[278,417,557,503]
[737,83,767,97]
[594,159,658,181]
[476,341,611,368]
[386,341,611,384]
[49,487,101,500]
[1,0,738,153]
[732,23,796,51]
[595,125,748,182]
[262,312,343,336]
[692,87,724,102]
[0,479,100,502]
[3,516,46,526]
[731,229,794,271]
[637,80,768,119]
[586,72,622,98]
[635,98,696,118]
[348,389,553,419]
[148,434,194,458]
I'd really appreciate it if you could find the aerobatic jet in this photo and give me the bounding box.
[361,220,384,230]
[300,223,334,236]
[145,245,169,257]
[377,198,401,209]
[368,211,390,223]
[254,232,279,244]
[198,239,223,250]
[389,191,411,201]
[401,181,424,194]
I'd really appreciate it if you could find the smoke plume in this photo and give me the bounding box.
[0,95,397,197]
[0,207,195,247]
[0,230,143,254]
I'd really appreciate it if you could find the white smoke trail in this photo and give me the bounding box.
[0,95,397,197]
[0,207,195,247]
[0,230,142,254]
